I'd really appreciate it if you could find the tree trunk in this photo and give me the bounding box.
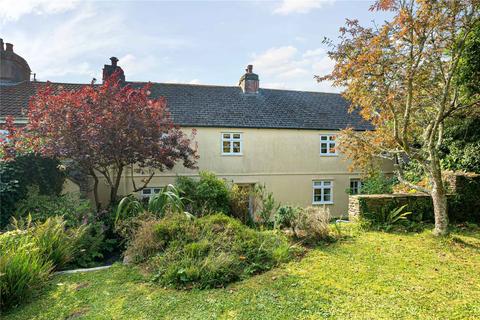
[109,165,124,205]
[89,168,101,211]
[430,157,449,236]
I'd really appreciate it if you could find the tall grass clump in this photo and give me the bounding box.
[31,216,85,270]
[126,213,300,289]
[1,216,86,310]
[0,231,52,310]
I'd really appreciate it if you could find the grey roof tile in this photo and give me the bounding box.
[1,81,372,131]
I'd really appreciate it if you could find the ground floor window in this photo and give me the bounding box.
[312,180,333,204]
[350,179,362,195]
[140,187,162,199]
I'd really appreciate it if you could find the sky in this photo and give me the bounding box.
[0,0,392,93]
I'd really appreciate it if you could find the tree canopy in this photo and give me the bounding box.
[319,0,480,235]
[5,74,198,208]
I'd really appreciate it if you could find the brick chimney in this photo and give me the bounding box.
[102,56,125,83]
[239,64,259,94]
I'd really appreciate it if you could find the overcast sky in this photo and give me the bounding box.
[0,0,391,92]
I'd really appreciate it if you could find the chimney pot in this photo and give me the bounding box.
[103,56,125,83]
[110,56,119,67]
[5,43,13,52]
[247,65,253,73]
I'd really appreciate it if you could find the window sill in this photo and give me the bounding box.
[312,202,334,205]
[319,154,338,157]
[221,153,243,156]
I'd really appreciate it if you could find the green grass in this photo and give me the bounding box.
[4,225,480,319]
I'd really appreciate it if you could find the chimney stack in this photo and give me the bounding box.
[239,64,259,94]
[102,56,125,83]
[0,39,4,52]
[5,43,13,52]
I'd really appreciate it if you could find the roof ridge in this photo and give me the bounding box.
[130,81,342,95]
[128,81,236,89]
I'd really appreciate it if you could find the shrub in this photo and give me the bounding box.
[359,172,397,195]
[126,213,298,289]
[116,184,187,224]
[30,216,85,270]
[274,205,301,235]
[176,171,231,216]
[14,186,91,227]
[0,231,52,310]
[0,154,65,229]
[252,184,279,228]
[115,185,192,249]
[229,184,251,224]
[69,221,116,268]
[362,205,412,231]
[123,216,165,264]
[296,206,332,242]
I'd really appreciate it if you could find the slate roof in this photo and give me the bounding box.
[1,81,372,131]
[0,81,83,118]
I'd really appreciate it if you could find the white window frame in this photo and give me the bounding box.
[139,187,162,199]
[319,134,338,156]
[312,180,334,204]
[221,132,243,155]
[350,179,362,195]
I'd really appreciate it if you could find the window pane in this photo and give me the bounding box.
[233,133,241,139]
[314,189,322,202]
[143,189,151,195]
[321,144,328,153]
[321,136,328,141]
[223,133,231,139]
[232,141,241,153]
[323,181,331,186]
[223,141,231,153]
[329,135,336,141]
[329,143,336,154]
[323,193,331,202]
[153,188,161,194]
[313,181,322,186]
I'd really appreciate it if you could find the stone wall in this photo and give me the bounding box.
[348,172,480,222]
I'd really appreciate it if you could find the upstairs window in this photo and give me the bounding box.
[222,132,242,155]
[312,180,333,204]
[320,134,337,156]
[140,187,162,199]
[350,179,362,195]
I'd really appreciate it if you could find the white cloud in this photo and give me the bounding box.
[6,3,190,83]
[273,0,334,15]
[0,0,78,23]
[119,54,158,79]
[9,4,123,81]
[250,45,338,92]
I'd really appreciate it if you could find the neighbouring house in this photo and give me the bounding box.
[0,40,393,217]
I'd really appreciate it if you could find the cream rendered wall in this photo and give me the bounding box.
[111,127,394,217]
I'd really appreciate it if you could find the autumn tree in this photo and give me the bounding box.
[25,74,198,208]
[318,0,480,235]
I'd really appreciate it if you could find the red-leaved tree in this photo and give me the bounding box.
[25,74,198,208]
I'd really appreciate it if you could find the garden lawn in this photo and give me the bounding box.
[4,226,480,320]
